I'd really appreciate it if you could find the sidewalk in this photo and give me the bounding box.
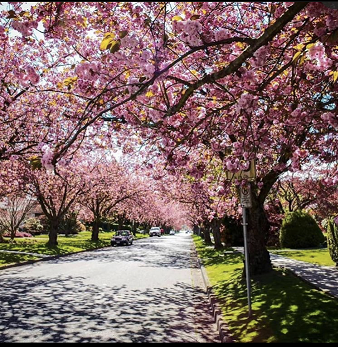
[269,252,338,299]
[233,247,338,299]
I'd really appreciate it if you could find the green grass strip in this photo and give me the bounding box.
[192,235,338,343]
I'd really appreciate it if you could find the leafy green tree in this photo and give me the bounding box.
[279,211,325,249]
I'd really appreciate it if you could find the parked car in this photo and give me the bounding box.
[149,226,161,237]
[111,230,133,246]
[169,229,175,235]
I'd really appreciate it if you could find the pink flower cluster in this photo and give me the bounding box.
[214,28,231,41]
[11,20,37,37]
[321,112,338,129]
[0,25,7,40]
[306,42,332,71]
[75,62,100,81]
[41,147,54,171]
[236,92,254,112]
[120,35,138,49]
[251,45,269,67]
[18,66,40,86]
[174,19,203,47]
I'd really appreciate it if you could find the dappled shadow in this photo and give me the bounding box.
[0,275,219,343]
[0,234,220,343]
[34,236,201,270]
[251,268,338,343]
[269,253,338,299]
[0,252,40,265]
[215,266,338,343]
[202,252,244,267]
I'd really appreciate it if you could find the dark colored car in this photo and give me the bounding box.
[111,230,133,246]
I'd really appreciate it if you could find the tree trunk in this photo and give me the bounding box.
[92,220,99,241]
[131,221,137,236]
[211,218,223,250]
[193,224,200,236]
[10,227,16,240]
[246,197,272,276]
[47,219,59,246]
[202,223,212,245]
[118,215,125,230]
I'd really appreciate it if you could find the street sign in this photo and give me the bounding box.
[240,185,252,208]
[226,159,256,181]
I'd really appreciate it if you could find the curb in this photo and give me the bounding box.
[196,255,236,343]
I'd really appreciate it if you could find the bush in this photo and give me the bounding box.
[3,231,33,238]
[38,212,86,235]
[22,217,44,235]
[59,212,86,235]
[279,210,325,248]
[327,218,338,266]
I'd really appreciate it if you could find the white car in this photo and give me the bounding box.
[149,227,161,237]
[169,229,175,235]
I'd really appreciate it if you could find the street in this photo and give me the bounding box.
[0,232,220,343]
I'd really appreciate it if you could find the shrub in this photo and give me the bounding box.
[279,210,325,248]
[59,212,86,235]
[38,212,86,235]
[22,217,44,235]
[3,231,33,238]
[327,218,338,266]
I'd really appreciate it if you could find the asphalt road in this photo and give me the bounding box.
[0,232,220,343]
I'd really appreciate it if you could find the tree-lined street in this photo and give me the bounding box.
[1,2,338,342]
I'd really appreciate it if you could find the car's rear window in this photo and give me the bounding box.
[116,230,130,236]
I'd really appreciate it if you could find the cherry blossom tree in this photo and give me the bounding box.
[77,154,148,241]
[20,156,88,246]
[2,2,338,275]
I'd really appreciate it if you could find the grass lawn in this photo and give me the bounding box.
[0,231,148,268]
[269,248,335,266]
[192,235,338,343]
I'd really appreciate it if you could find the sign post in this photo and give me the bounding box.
[240,184,252,318]
[226,159,256,318]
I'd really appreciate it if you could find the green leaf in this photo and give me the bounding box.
[100,33,115,51]
[119,30,128,39]
[109,40,121,54]
[190,15,200,20]
[292,51,301,62]
[29,156,42,170]
[172,15,183,21]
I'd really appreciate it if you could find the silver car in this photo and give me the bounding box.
[149,227,161,237]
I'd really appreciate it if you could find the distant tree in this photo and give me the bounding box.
[0,194,37,241]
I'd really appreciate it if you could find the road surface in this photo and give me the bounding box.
[0,232,220,343]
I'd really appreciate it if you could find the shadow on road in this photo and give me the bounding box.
[0,236,220,343]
